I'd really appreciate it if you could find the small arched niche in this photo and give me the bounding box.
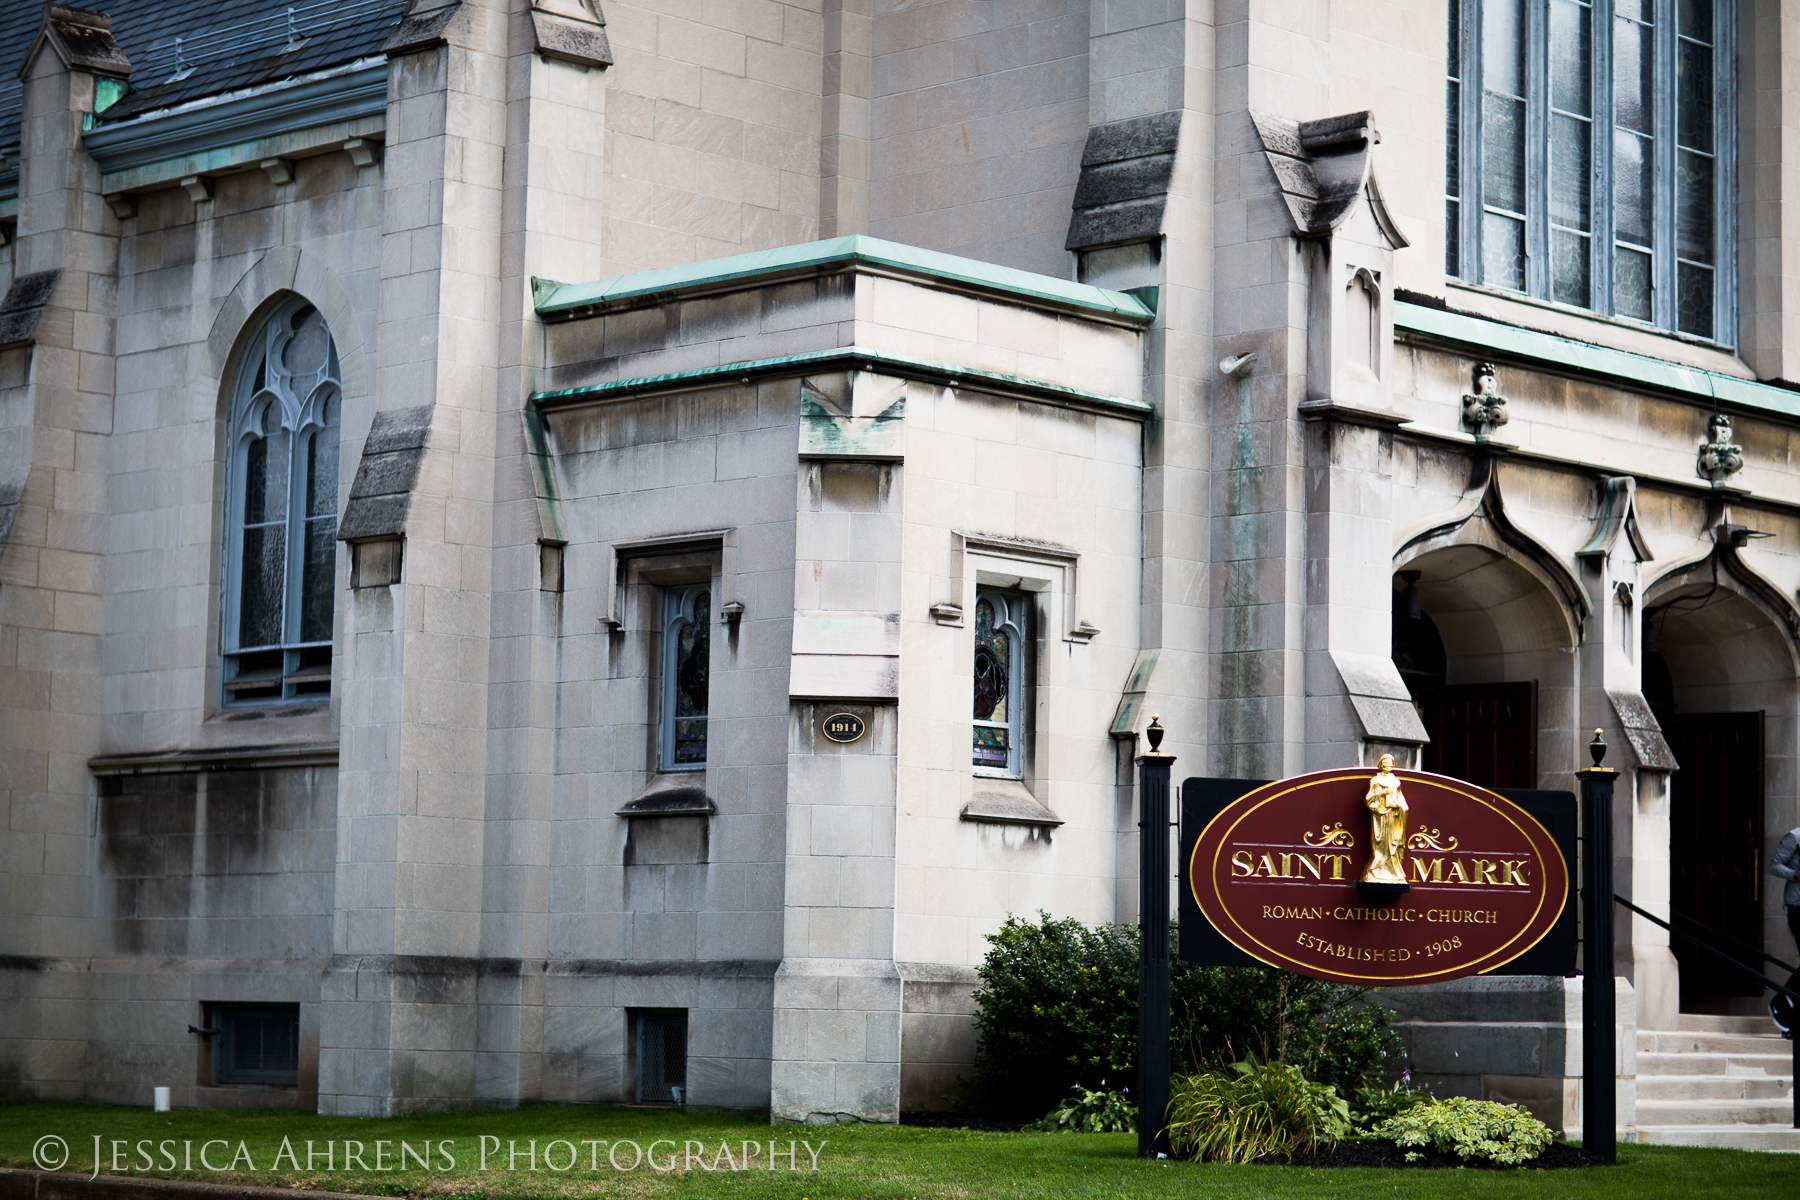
[1392,542,1579,791]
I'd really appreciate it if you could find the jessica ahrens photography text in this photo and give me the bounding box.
[29,1134,827,1176]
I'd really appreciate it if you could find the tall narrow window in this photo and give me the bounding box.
[972,589,1027,777]
[1447,0,1734,341]
[661,587,709,770]
[222,302,341,704]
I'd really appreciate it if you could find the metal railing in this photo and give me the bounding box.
[1613,893,1800,1129]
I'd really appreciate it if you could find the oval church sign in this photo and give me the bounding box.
[1186,764,1569,986]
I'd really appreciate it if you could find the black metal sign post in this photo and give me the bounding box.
[1578,730,1617,1164]
[1137,718,1175,1158]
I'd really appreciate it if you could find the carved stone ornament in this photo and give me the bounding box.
[1696,411,1744,485]
[1460,361,1509,440]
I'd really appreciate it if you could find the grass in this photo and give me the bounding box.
[0,1102,1794,1200]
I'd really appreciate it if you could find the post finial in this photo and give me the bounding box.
[1146,715,1165,753]
[1588,728,1607,768]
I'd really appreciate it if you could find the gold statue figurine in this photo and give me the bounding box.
[1361,754,1410,884]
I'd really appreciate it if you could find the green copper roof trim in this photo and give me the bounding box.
[519,403,567,544]
[529,347,1152,418]
[1396,301,1800,421]
[532,236,1157,325]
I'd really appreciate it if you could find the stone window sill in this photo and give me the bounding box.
[961,778,1062,827]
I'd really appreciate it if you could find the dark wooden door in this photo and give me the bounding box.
[1417,681,1539,790]
[1666,712,1765,1000]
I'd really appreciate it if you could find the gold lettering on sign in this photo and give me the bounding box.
[1230,851,1254,877]
[1409,857,1443,883]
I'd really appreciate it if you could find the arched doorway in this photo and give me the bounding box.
[1392,542,1580,791]
[1642,572,1797,1013]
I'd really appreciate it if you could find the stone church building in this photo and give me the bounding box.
[0,0,1795,1136]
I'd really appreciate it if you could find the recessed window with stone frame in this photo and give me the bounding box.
[219,300,342,707]
[613,544,721,778]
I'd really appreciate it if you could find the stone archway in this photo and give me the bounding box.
[1393,540,1582,792]
[1642,568,1800,1013]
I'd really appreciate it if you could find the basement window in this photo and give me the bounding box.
[212,1004,299,1087]
[635,1009,687,1104]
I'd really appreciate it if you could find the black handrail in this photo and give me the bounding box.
[1614,894,1800,1004]
[1664,907,1798,977]
[1614,892,1800,1130]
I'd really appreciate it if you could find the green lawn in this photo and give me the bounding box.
[0,1102,1792,1200]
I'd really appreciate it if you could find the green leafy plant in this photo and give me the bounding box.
[1350,1078,1432,1131]
[1373,1096,1555,1165]
[966,914,1140,1115]
[1164,1060,1354,1164]
[965,913,1403,1116]
[1025,1085,1137,1134]
[1171,964,1403,1097]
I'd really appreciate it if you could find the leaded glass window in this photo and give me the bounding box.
[972,590,1027,777]
[1447,0,1734,341]
[662,587,710,770]
[221,302,341,705]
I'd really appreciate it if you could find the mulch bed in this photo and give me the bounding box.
[1264,1139,1609,1169]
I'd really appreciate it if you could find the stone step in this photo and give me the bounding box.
[1679,1012,1785,1036]
[1637,1051,1794,1077]
[1637,1026,1788,1050]
[1641,1030,1791,1056]
[1637,1074,1792,1101]
[1636,1097,1797,1126]
[1628,1124,1800,1152]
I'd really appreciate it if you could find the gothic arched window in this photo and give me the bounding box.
[221,301,341,704]
[661,586,710,769]
[972,589,1027,777]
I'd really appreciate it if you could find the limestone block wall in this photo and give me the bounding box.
[867,0,1089,277]
[1385,975,1637,1134]
[893,381,1144,964]
[597,2,824,273]
[1,764,335,1107]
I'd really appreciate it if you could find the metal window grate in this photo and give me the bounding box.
[636,1011,687,1104]
[214,1004,300,1087]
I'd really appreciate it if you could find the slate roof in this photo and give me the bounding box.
[0,0,406,192]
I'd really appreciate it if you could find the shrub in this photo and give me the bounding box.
[1373,1096,1554,1165]
[1350,1078,1431,1131]
[966,914,1139,1115]
[1025,1085,1137,1134]
[1171,965,1403,1098]
[1164,1061,1353,1163]
[965,913,1404,1116]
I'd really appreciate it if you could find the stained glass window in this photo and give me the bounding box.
[1447,0,1732,341]
[663,587,710,769]
[222,301,341,705]
[972,590,1026,776]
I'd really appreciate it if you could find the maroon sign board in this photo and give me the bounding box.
[1179,767,1572,986]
